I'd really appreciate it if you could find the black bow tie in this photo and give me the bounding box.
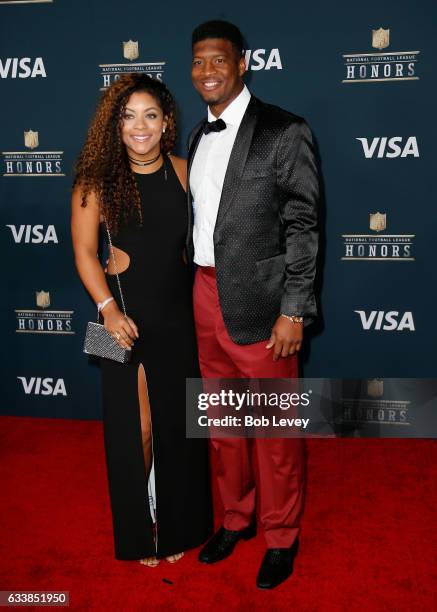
[203,118,227,135]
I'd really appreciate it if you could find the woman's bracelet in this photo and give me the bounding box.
[97,296,115,313]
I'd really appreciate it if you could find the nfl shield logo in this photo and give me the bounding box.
[369,212,386,232]
[123,40,139,61]
[24,130,39,150]
[36,290,50,309]
[367,379,384,398]
[372,28,390,50]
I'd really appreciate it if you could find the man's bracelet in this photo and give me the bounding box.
[280,314,304,324]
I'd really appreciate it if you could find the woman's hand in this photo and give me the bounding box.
[102,301,139,349]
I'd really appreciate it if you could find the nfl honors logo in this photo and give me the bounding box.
[2,130,64,177]
[341,212,415,261]
[372,28,390,51]
[367,379,384,399]
[36,290,50,309]
[98,40,165,90]
[123,40,139,61]
[15,291,74,334]
[342,379,410,426]
[369,212,386,233]
[342,27,420,83]
[24,130,39,149]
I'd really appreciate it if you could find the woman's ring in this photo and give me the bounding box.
[114,332,120,340]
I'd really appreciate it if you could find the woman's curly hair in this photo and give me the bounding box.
[73,73,177,233]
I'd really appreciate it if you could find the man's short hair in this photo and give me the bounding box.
[192,20,244,58]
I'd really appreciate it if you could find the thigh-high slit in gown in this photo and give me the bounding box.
[100,157,212,559]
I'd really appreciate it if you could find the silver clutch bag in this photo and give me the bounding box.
[84,321,131,363]
[83,220,132,364]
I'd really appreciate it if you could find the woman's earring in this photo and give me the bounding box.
[162,127,166,133]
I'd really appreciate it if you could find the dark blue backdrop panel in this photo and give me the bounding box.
[1,0,436,418]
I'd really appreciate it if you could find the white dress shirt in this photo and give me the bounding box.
[190,85,251,267]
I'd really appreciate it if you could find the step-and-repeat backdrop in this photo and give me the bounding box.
[1,0,436,423]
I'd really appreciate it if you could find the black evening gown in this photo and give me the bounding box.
[100,157,212,560]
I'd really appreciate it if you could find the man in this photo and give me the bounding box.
[188,20,319,589]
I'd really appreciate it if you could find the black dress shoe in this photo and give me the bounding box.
[198,523,256,564]
[256,539,299,589]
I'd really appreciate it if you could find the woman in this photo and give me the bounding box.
[71,74,212,566]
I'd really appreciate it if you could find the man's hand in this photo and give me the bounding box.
[266,316,303,361]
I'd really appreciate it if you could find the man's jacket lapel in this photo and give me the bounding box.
[188,121,205,177]
[216,96,259,227]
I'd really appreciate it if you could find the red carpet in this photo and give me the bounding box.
[0,416,436,611]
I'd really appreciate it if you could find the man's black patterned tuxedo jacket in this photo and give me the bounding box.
[187,95,319,345]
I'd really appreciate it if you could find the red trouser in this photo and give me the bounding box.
[193,266,304,548]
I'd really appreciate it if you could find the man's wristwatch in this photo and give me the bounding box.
[280,314,304,324]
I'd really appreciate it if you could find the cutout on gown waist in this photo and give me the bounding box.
[106,246,130,275]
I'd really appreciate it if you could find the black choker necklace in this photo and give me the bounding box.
[128,152,161,167]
